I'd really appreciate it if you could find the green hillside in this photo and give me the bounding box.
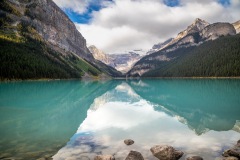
[0,32,102,80]
[0,0,122,80]
[142,34,240,77]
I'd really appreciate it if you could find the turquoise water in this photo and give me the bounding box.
[0,79,239,159]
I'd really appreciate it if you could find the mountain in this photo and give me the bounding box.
[88,45,111,65]
[127,18,239,77]
[164,18,209,49]
[201,22,236,41]
[147,38,173,55]
[108,52,142,73]
[0,0,122,80]
[88,45,143,73]
[232,20,240,33]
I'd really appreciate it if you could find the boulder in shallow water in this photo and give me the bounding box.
[94,155,115,160]
[223,140,240,159]
[124,139,135,145]
[125,151,144,160]
[222,157,239,160]
[150,145,183,160]
[223,148,240,158]
[186,156,203,160]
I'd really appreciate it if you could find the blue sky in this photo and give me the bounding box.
[63,1,103,24]
[53,0,239,53]
[63,0,231,24]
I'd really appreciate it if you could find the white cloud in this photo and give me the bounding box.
[52,0,91,14]
[55,0,240,53]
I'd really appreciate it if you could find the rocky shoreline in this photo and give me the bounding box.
[94,139,240,160]
[1,139,239,160]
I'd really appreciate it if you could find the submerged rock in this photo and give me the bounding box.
[94,155,115,160]
[186,156,203,160]
[124,139,135,146]
[150,145,183,160]
[125,151,144,160]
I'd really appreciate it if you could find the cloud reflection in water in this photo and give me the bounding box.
[53,82,239,160]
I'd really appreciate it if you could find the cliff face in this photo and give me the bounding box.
[24,0,92,60]
[88,45,111,65]
[201,23,236,40]
[0,0,122,79]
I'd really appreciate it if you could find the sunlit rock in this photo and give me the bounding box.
[150,145,183,160]
[186,156,203,160]
[125,151,144,160]
[94,155,115,160]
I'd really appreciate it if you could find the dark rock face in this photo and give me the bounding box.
[124,139,134,145]
[186,156,203,160]
[223,140,240,159]
[201,23,236,41]
[125,151,144,160]
[24,0,91,60]
[94,155,115,160]
[150,145,184,160]
[223,149,240,158]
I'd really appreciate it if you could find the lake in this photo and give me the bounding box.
[0,79,239,160]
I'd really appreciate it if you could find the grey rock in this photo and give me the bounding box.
[223,148,240,158]
[201,23,236,41]
[125,151,144,160]
[186,156,203,160]
[124,139,134,145]
[150,145,184,160]
[222,157,239,160]
[24,0,91,60]
[94,155,115,160]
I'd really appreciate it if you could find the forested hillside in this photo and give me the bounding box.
[142,34,240,77]
[0,0,121,80]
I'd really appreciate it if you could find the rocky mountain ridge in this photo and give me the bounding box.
[127,18,239,77]
[148,18,238,54]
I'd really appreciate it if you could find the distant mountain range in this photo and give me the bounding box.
[88,45,142,73]
[127,18,240,77]
[0,0,122,80]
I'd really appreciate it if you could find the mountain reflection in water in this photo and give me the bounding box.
[53,79,240,160]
